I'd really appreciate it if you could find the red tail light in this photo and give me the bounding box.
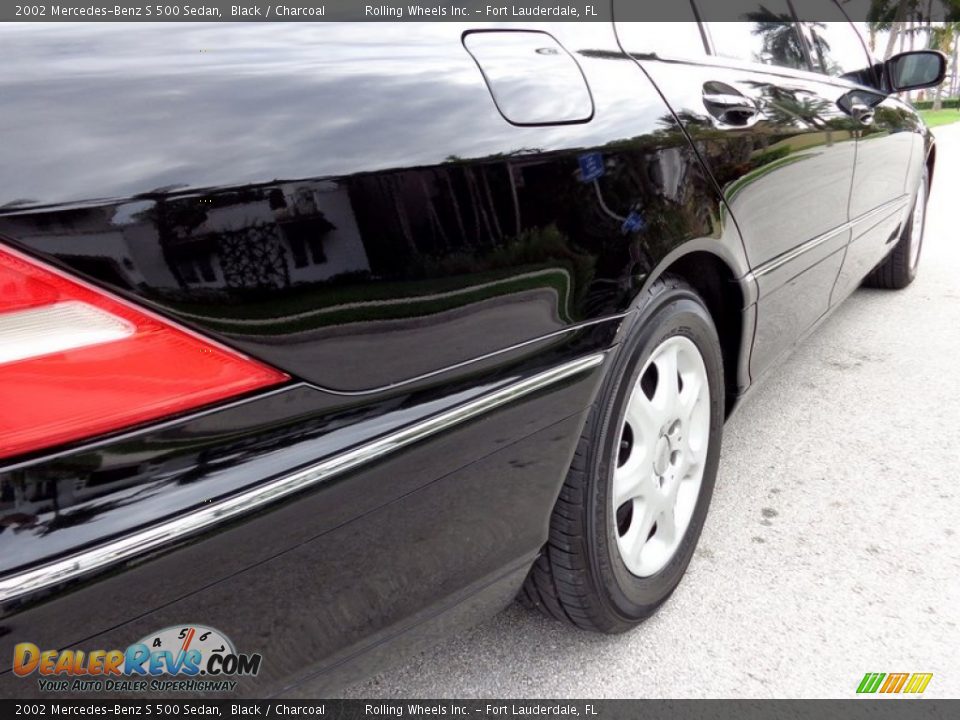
[0,245,289,460]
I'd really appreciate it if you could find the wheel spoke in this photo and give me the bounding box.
[661,468,680,504]
[621,500,657,561]
[651,343,680,418]
[656,503,677,545]
[624,389,659,459]
[678,372,704,428]
[678,433,703,479]
[613,464,653,509]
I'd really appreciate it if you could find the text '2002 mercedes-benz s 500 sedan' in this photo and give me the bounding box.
[0,4,947,697]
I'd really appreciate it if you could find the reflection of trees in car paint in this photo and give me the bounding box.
[1,134,718,335]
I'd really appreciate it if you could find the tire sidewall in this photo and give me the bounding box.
[586,287,725,622]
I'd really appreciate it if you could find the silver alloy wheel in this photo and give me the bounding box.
[613,335,710,577]
[909,175,926,270]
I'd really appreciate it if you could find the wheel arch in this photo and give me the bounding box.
[618,243,754,417]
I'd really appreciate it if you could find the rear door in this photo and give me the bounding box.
[797,9,927,302]
[615,0,859,380]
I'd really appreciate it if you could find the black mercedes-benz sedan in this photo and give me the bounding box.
[0,5,946,697]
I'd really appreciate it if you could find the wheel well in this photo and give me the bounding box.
[927,144,936,186]
[663,252,744,416]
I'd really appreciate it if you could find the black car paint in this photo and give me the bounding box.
[0,22,747,395]
[0,16,932,696]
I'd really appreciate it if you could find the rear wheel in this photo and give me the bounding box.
[864,169,928,290]
[521,276,724,632]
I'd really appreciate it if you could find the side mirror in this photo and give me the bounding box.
[886,50,947,92]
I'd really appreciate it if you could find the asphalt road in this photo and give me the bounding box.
[344,123,960,699]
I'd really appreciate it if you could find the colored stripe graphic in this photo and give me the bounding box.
[857,673,886,693]
[857,672,933,694]
[904,673,933,694]
[880,673,909,693]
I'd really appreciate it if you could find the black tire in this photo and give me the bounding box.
[521,276,725,633]
[864,169,928,290]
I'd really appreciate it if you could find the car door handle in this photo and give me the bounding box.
[702,92,762,126]
[850,102,875,125]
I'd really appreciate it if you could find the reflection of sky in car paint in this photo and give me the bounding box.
[0,22,672,206]
[4,16,895,209]
[464,30,595,124]
[619,19,879,65]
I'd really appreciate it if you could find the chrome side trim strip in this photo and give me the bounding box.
[752,195,910,279]
[0,352,606,605]
[752,224,849,279]
[319,314,627,397]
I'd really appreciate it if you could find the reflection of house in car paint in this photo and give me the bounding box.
[5,181,370,288]
[1,181,369,293]
[279,180,370,282]
[0,205,154,290]
[155,180,370,290]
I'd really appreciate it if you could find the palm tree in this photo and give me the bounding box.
[870,0,960,57]
[929,21,960,108]
[952,25,960,99]
[866,0,896,53]
[745,8,807,68]
[880,0,912,59]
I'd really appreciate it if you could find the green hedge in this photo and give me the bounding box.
[913,98,960,110]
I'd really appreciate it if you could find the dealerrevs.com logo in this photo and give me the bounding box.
[13,624,262,693]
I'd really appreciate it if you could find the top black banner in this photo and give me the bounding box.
[4,0,960,23]
[0,700,958,720]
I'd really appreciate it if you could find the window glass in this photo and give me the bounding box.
[703,1,808,70]
[806,22,872,76]
[789,0,873,78]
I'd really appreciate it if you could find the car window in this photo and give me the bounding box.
[790,3,874,83]
[806,22,873,76]
[702,1,809,71]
